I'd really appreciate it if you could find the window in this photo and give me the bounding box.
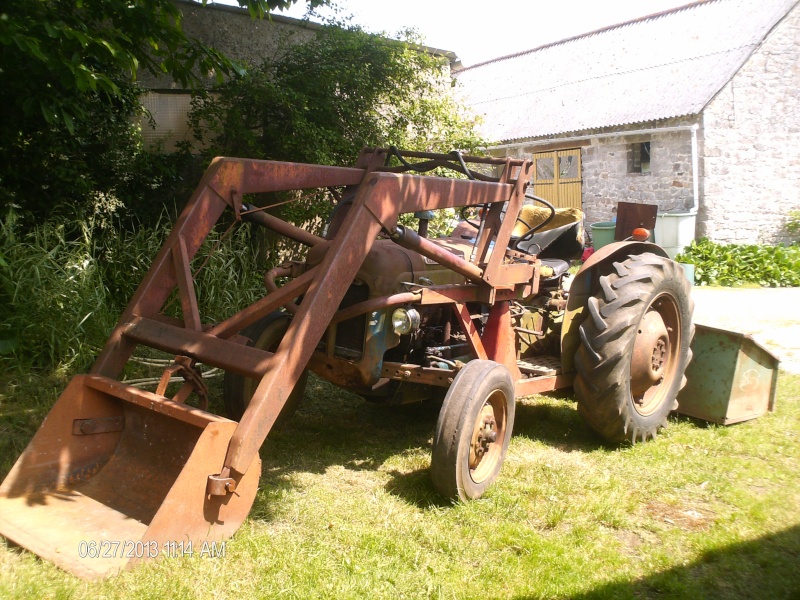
[535,156,554,180]
[629,141,651,174]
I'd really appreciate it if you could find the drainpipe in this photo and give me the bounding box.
[489,123,701,214]
[690,123,699,214]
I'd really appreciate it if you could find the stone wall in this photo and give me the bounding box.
[489,116,697,229]
[578,120,695,227]
[701,2,800,244]
[140,0,317,89]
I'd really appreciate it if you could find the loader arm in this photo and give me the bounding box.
[0,148,539,578]
[91,158,367,378]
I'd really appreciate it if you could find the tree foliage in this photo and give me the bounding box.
[186,23,485,223]
[0,0,322,224]
[189,24,483,163]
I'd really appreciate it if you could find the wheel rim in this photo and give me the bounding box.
[629,292,681,416]
[468,389,507,484]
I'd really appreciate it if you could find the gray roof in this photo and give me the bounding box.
[456,0,798,143]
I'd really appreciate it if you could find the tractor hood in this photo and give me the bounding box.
[305,237,475,298]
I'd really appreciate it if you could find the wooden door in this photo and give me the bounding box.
[531,148,582,209]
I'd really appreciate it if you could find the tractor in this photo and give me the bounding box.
[0,148,693,578]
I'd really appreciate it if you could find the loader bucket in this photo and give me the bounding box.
[0,375,260,579]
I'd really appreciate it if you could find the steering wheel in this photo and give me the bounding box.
[512,193,557,249]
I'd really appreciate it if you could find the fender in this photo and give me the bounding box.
[560,241,669,374]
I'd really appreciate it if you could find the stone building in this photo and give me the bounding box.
[139,0,319,150]
[456,0,800,247]
[141,1,458,151]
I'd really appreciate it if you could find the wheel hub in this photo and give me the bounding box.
[631,308,671,398]
[470,405,497,470]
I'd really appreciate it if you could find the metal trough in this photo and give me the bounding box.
[677,324,780,425]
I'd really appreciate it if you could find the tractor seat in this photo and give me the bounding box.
[540,258,570,285]
[515,221,584,261]
[512,206,585,261]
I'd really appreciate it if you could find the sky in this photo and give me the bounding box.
[274,0,696,66]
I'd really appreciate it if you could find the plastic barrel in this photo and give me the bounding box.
[590,221,616,250]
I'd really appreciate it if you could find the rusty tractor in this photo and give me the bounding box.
[0,148,693,578]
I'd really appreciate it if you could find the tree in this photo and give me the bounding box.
[185,23,485,225]
[0,0,324,223]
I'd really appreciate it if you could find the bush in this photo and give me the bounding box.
[676,238,800,287]
[185,23,486,228]
[0,210,266,371]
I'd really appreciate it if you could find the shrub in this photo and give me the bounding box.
[676,238,800,287]
[185,23,486,228]
[0,210,266,371]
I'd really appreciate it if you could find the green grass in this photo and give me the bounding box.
[0,215,268,372]
[1,370,799,599]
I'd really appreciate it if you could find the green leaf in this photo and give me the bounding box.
[62,110,75,135]
[0,337,18,355]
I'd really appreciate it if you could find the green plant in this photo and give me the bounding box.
[676,238,800,287]
[0,0,325,224]
[185,23,486,228]
[786,210,800,237]
[0,209,267,371]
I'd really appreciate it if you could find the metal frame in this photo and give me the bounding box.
[90,148,560,482]
[0,148,578,578]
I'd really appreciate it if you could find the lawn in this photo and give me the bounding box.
[0,369,798,599]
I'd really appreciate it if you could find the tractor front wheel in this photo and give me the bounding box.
[574,253,694,443]
[431,360,515,501]
[223,312,308,428]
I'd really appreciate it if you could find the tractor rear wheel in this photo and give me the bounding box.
[431,360,515,501]
[223,312,308,427]
[574,253,694,443]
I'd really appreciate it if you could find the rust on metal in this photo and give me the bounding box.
[515,373,574,397]
[124,317,274,379]
[330,292,420,325]
[390,225,484,283]
[72,416,125,436]
[453,302,489,361]
[2,147,589,579]
[242,205,325,247]
[482,302,523,381]
[264,264,300,314]
[381,362,455,386]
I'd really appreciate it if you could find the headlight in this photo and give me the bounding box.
[391,308,420,335]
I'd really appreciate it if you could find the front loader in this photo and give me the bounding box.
[0,148,694,578]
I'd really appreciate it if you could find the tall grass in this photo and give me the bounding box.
[0,211,267,372]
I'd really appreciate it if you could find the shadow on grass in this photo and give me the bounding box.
[249,378,613,514]
[513,396,607,453]
[383,467,452,509]
[0,372,614,517]
[564,524,800,600]
[251,376,444,515]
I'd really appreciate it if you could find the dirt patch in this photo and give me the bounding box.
[645,500,716,531]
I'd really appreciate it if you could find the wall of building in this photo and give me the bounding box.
[578,120,696,227]
[701,2,800,244]
[140,0,317,90]
[138,1,318,150]
[489,117,697,229]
